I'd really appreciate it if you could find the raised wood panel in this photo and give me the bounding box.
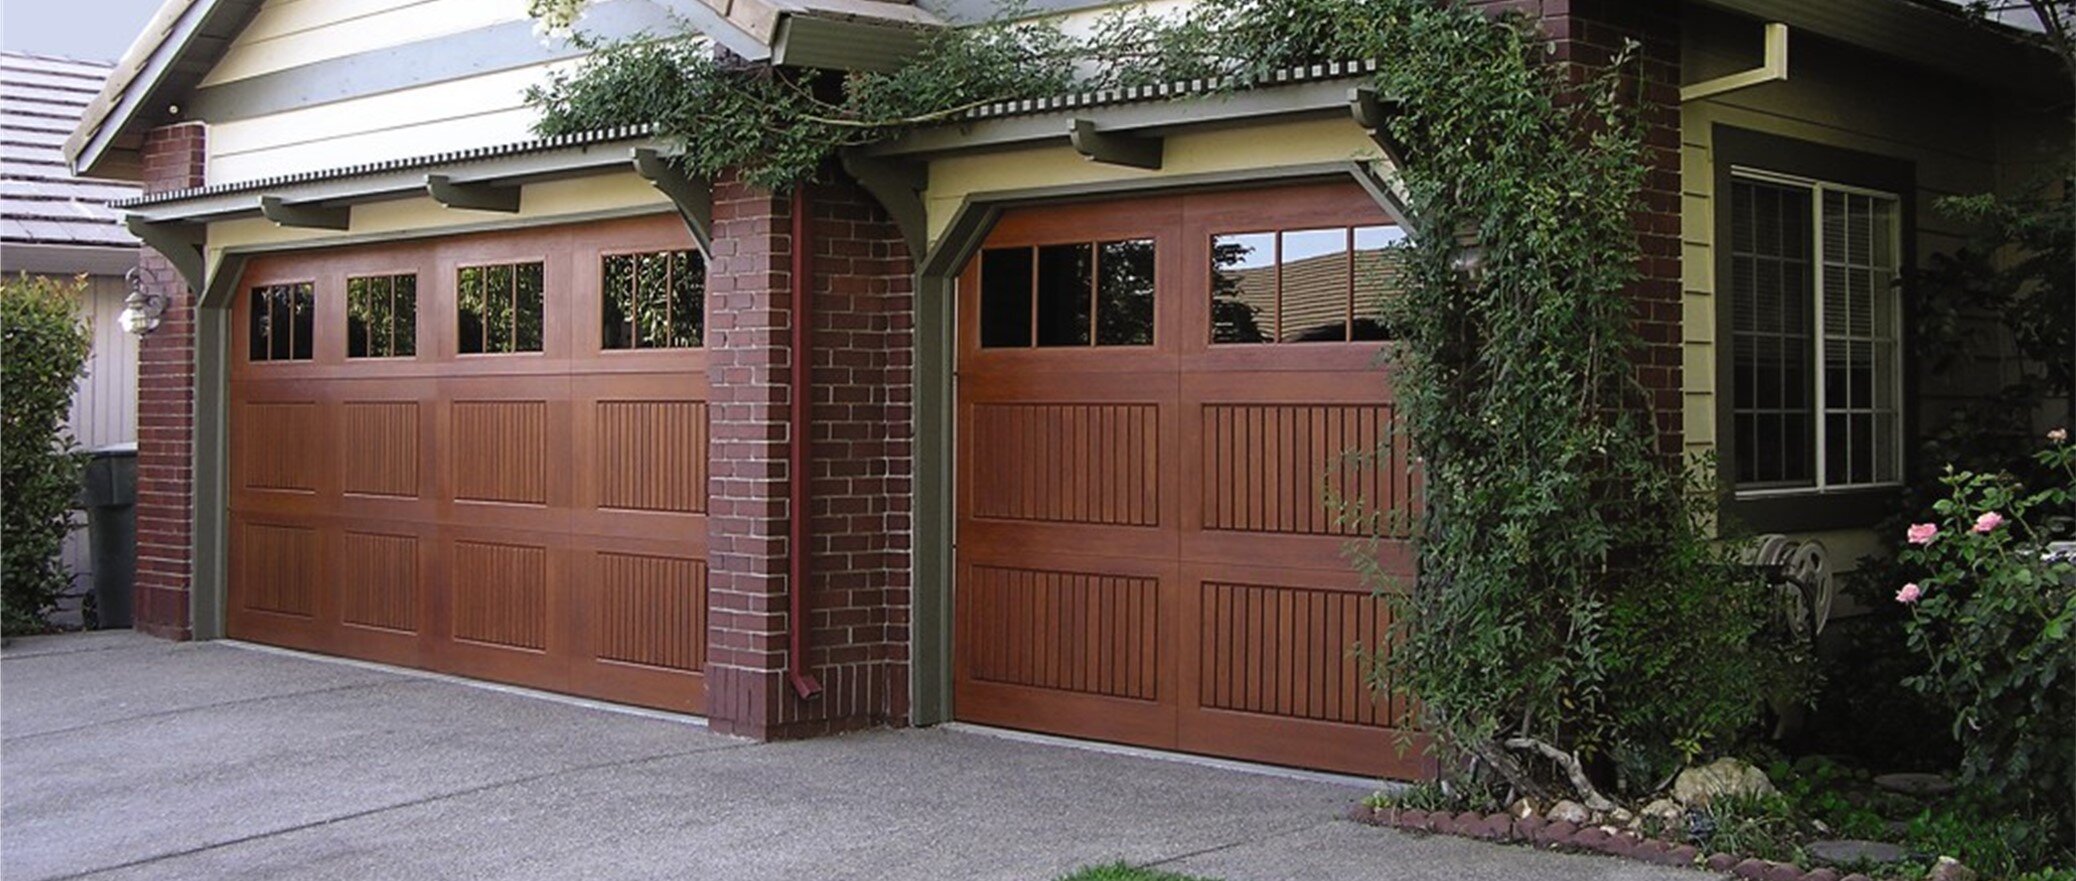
[594,552,705,671]
[227,215,708,714]
[452,400,547,504]
[237,522,318,616]
[340,531,418,632]
[240,402,320,491]
[964,564,1159,701]
[451,540,547,650]
[1201,403,1413,537]
[596,401,707,513]
[1197,581,1400,727]
[969,403,1158,526]
[342,401,420,497]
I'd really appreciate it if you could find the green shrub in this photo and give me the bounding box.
[1895,435,2076,838]
[2,275,92,635]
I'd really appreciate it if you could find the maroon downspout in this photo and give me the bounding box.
[787,183,824,701]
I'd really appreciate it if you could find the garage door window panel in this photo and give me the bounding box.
[603,249,704,350]
[347,273,417,359]
[458,261,545,355]
[1210,224,1405,345]
[249,282,315,362]
[982,239,1158,349]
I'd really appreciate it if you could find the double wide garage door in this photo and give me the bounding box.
[954,182,1428,778]
[227,215,709,713]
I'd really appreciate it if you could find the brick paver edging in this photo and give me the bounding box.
[1345,805,1882,881]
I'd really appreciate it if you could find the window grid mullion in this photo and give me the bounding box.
[1811,182,1828,491]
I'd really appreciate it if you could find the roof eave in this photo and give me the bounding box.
[1695,0,2069,98]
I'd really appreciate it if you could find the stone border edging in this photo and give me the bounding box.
[1345,805,1879,881]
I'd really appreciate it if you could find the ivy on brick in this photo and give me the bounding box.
[529,0,1801,802]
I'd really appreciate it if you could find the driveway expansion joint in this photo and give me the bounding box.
[2,678,407,744]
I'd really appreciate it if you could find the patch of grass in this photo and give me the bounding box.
[1054,863,1222,881]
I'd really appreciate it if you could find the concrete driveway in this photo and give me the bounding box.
[2,632,1698,881]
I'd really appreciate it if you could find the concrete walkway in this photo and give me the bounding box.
[2,631,1701,881]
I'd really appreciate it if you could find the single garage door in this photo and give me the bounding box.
[228,214,709,713]
[953,181,1427,777]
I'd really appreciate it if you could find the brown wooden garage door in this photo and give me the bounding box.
[953,181,1428,778]
[227,214,709,713]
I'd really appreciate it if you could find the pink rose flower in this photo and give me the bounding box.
[1974,512,2004,534]
[1896,583,1923,604]
[2051,428,2068,444]
[1906,523,1939,545]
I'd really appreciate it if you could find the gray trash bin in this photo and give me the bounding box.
[80,444,137,629]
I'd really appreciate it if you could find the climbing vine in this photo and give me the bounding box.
[528,0,1797,800]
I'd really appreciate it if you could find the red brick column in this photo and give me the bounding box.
[1467,0,1686,451]
[704,171,914,738]
[133,122,206,640]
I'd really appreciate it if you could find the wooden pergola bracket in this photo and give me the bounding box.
[257,195,349,231]
[631,148,712,253]
[425,174,520,213]
[1069,118,1162,170]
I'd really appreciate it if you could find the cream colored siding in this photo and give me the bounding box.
[200,0,535,86]
[196,0,564,183]
[205,65,562,182]
[923,117,1388,246]
[204,173,673,267]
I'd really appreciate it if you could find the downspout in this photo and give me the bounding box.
[788,183,824,701]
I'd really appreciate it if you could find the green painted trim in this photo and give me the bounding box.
[905,160,1414,726]
[190,263,239,640]
[1708,124,1918,533]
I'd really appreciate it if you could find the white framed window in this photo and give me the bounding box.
[1727,167,1904,496]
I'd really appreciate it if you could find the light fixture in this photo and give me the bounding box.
[119,266,168,336]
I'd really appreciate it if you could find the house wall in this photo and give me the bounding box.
[1676,4,2056,565]
[69,273,141,451]
[921,117,1388,245]
[190,0,678,184]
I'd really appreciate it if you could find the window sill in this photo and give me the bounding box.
[1723,485,1902,533]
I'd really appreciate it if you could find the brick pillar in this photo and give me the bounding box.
[704,171,915,738]
[133,122,206,640]
[1467,0,1686,451]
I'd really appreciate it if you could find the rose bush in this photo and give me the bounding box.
[1896,431,2076,838]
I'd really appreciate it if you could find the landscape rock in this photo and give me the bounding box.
[1509,797,1539,818]
[1841,875,1875,881]
[1641,797,1685,823]
[1732,858,1773,879]
[1609,807,1636,825]
[1803,870,1842,881]
[1807,840,1910,867]
[1548,799,1593,824]
[1925,857,1978,881]
[1763,863,1806,881]
[1874,773,1956,797]
[1674,757,1779,807]
[1706,853,1741,872]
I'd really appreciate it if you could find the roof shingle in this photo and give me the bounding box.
[1,52,139,249]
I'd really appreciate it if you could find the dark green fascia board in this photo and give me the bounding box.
[772,14,936,74]
[124,216,205,290]
[840,151,929,257]
[864,76,1363,160]
[631,148,713,253]
[426,174,521,213]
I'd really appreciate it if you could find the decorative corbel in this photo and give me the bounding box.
[1069,119,1162,170]
[123,217,205,290]
[840,151,928,258]
[1348,86,1412,174]
[257,195,349,231]
[631,148,712,253]
[426,174,521,213]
